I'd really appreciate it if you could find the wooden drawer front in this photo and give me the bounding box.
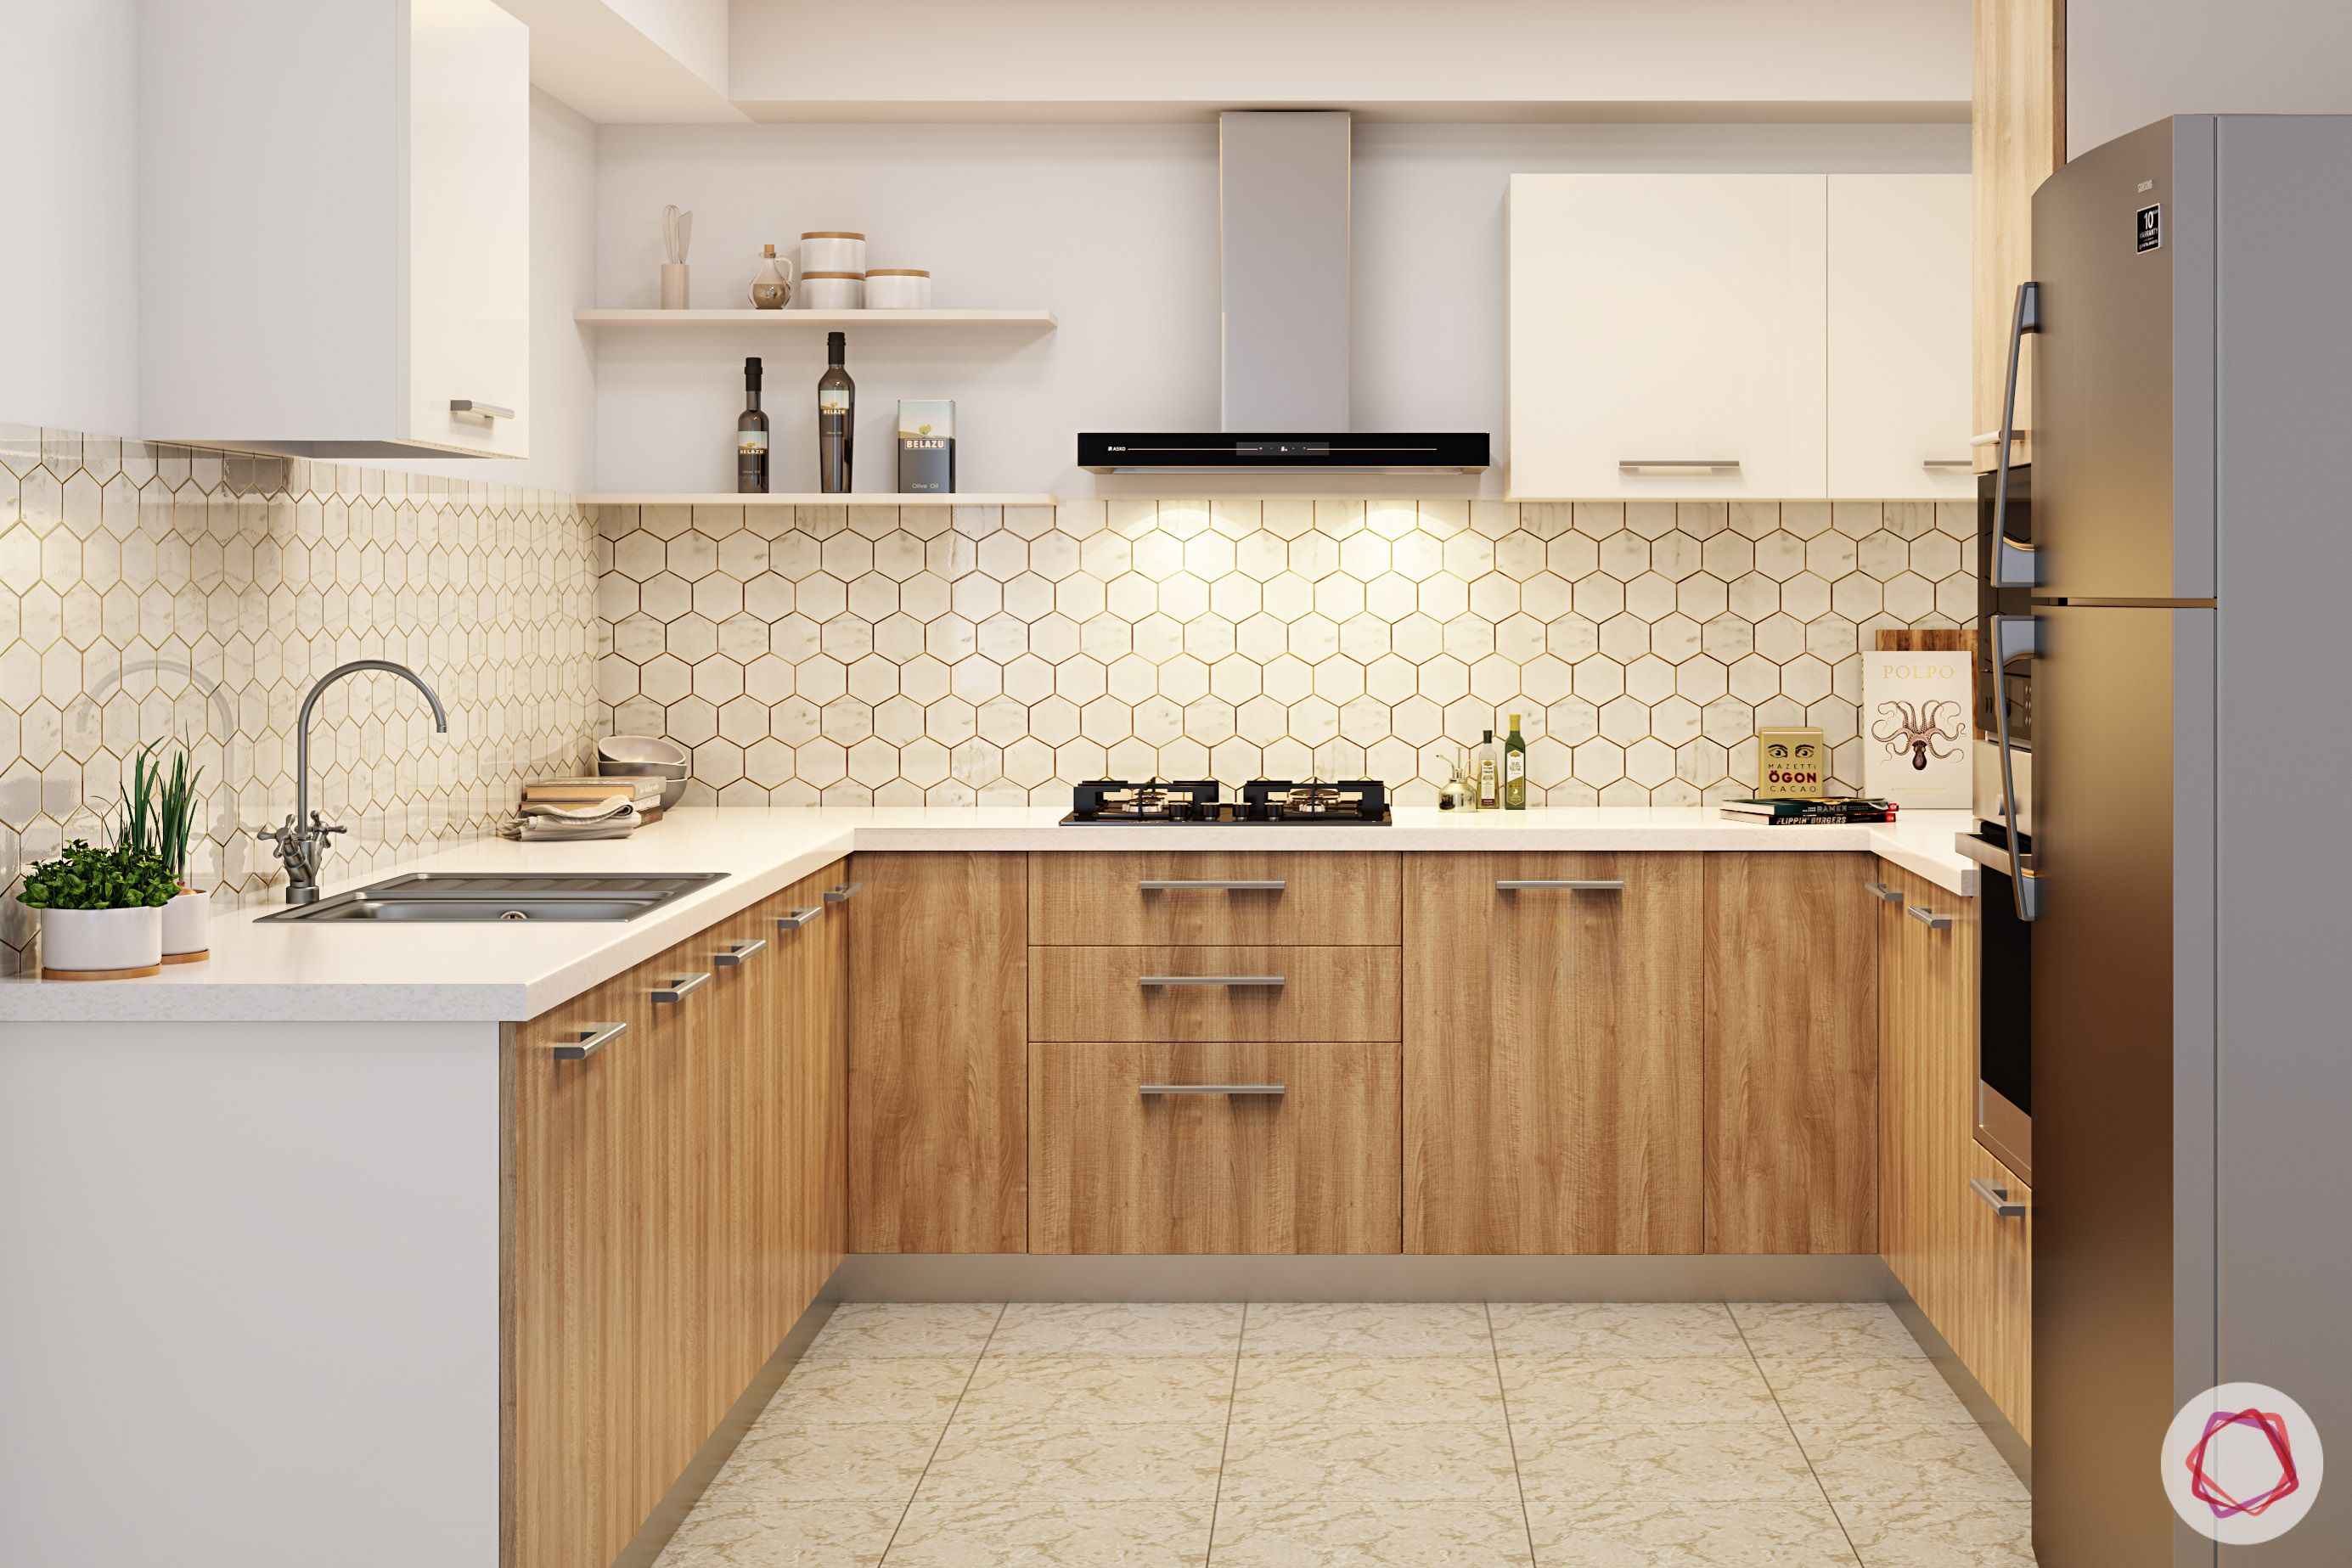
[1031,1041,1401,1255]
[1031,946,1400,1042]
[1029,851,1400,946]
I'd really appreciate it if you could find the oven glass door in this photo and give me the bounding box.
[1975,851,2033,1180]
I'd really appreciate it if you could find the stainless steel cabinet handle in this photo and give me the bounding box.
[1138,974,1286,988]
[1496,879,1625,892]
[824,880,863,904]
[1137,879,1287,891]
[1989,280,2042,588]
[1969,1176,2028,1218]
[776,906,824,931]
[1907,905,1955,930]
[1921,458,1974,471]
[713,937,768,966]
[1618,459,1739,475]
[448,399,515,420]
[1865,881,1906,904]
[1139,1082,1287,1097]
[554,1020,627,1060]
[652,972,711,1004]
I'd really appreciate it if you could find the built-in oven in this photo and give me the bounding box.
[1956,464,2034,1181]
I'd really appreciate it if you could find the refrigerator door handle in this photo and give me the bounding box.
[1989,611,2042,923]
[1990,280,2043,589]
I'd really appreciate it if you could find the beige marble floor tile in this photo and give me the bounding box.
[1525,1497,1861,1567]
[799,1301,1002,1361]
[987,1301,1243,1357]
[1217,1414,1521,1503]
[654,1496,903,1567]
[915,1418,1226,1500]
[1730,1302,1926,1362]
[882,1495,1213,1566]
[752,1357,974,1426]
[1827,1493,2036,1568]
[1231,1353,1505,1421]
[954,1352,1236,1425]
[1241,1301,1494,1357]
[1500,1355,1783,1425]
[1797,1416,2028,1507]
[1511,1418,1825,1505]
[1491,1302,1748,1359]
[712,1421,941,1502]
[1762,1357,1979,1430]
[1210,1497,1534,1566]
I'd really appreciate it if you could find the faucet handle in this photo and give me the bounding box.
[311,812,349,840]
[256,813,297,846]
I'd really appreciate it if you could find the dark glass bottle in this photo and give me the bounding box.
[735,357,768,494]
[817,331,854,493]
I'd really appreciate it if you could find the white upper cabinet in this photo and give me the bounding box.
[138,0,528,458]
[1508,173,1828,500]
[1507,171,1970,500]
[1826,174,1973,498]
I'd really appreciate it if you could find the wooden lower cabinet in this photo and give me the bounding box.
[1030,945,1400,1043]
[1030,1041,1400,1255]
[1704,853,1879,1254]
[507,861,849,1568]
[849,851,1028,1253]
[1874,857,2032,1441]
[1404,852,1706,1255]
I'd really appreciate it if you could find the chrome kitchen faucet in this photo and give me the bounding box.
[259,660,448,905]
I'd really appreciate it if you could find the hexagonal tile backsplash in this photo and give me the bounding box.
[0,424,599,976]
[595,496,1975,808]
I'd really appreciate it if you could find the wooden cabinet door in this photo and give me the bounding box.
[509,967,654,1568]
[1030,946,1401,1043]
[1827,174,1976,498]
[775,863,849,1323]
[1404,853,1705,1255]
[1029,851,1401,945]
[1705,854,1880,1254]
[1964,1145,2034,1442]
[1972,0,2066,471]
[1031,1042,1400,1256]
[850,852,1028,1253]
[1877,861,1969,1335]
[1508,173,1827,499]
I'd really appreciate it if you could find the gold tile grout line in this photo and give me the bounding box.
[1487,1301,1543,1566]
[875,1300,1007,1564]
[1201,1300,1250,1565]
[1727,1301,1869,1568]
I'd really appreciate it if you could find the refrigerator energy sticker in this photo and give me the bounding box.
[2137,203,2163,252]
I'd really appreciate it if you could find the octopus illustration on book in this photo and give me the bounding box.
[1872,699,1968,771]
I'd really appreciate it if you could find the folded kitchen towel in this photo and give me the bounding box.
[497,797,644,840]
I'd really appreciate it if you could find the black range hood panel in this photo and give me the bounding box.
[1078,431,1489,475]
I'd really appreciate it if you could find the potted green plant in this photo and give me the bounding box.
[19,839,179,979]
[123,742,211,963]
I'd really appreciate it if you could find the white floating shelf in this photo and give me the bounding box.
[575,308,1055,329]
[582,492,1061,507]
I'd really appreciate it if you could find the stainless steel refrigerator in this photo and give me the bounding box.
[2000,115,2352,1566]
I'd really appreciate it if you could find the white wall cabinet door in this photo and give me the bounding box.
[1826,174,1972,498]
[1508,173,1828,500]
[138,0,527,458]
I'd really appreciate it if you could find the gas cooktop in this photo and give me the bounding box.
[1062,778,1392,825]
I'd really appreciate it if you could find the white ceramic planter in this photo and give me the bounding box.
[39,904,165,979]
[161,889,211,964]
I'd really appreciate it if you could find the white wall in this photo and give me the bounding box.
[593,120,1967,497]
[401,88,601,493]
[0,0,138,436]
[725,0,1970,121]
[2069,0,2352,156]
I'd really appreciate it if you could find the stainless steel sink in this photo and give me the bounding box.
[257,871,727,924]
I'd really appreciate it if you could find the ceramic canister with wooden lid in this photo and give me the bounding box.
[800,231,866,273]
[865,268,931,309]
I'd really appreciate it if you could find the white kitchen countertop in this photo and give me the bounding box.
[0,806,1977,1024]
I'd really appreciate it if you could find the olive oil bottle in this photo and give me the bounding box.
[817,331,854,493]
[1503,713,1528,809]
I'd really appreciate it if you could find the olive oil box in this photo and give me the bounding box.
[897,400,955,493]
[1757,726,1826,799]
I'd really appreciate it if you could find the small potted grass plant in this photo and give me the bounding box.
[127,742,211,963]
[19,838,178,979]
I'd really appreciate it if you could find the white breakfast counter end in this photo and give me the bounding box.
[0,806,1975,1567]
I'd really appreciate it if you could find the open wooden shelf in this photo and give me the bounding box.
[575,308,1055,329]
[582,492,1061,507]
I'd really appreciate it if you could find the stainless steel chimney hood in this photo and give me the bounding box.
[1078,110,1488,475]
